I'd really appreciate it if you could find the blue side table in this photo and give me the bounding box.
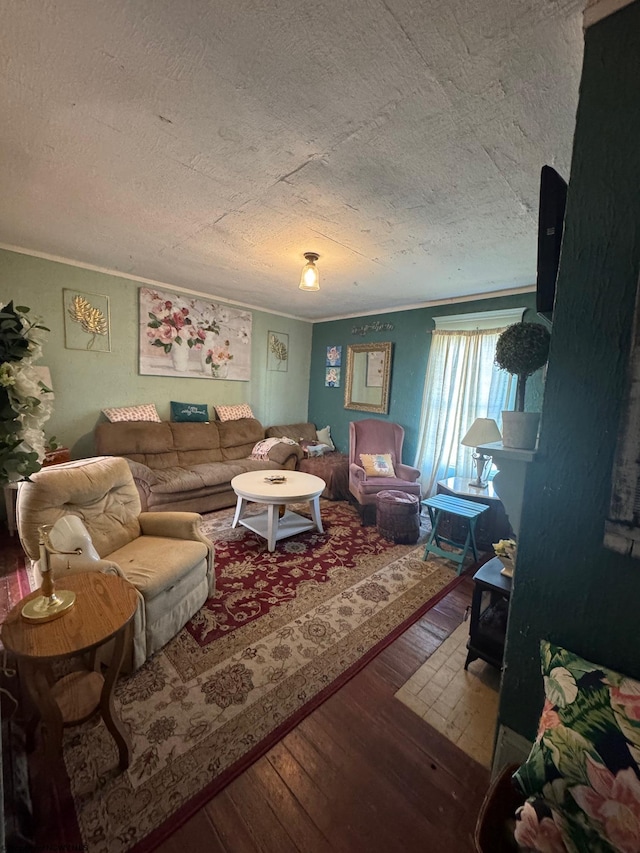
[421,493,490,574]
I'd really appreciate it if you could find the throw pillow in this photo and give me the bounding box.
[170,401,209,422]
[359,453,396,477]
[512,640,640,853]
[316,425,335,450]
[102,403,161,423]
[215,404,254,422]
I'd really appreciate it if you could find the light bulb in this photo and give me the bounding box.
[299,252,320,291]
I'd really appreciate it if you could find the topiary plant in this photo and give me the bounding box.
[495,322,551,412]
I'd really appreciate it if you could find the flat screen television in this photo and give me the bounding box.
[536,165,567,322]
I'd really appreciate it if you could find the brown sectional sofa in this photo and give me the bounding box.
[94,417,303,513]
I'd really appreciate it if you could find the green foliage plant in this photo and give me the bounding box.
[495,321,551,412]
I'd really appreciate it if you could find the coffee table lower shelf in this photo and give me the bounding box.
[239,510,316,544]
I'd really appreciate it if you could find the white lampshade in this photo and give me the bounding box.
[461,418,502,448]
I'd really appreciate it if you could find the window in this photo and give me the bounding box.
[414,308,524,495]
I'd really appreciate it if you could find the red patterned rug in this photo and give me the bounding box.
[37,501,461,852]
[188,499,426,647]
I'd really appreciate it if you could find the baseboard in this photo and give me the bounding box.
[491,723,532,780]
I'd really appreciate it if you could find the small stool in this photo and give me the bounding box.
[376,490,420,544]
[421,494,490,574]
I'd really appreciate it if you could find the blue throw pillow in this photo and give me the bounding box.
[170,401,209,422]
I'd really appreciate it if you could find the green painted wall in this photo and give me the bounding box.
[500,2,640,739]
[0,249,312,459]
[309,292,540,459]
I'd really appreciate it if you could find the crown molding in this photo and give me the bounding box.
[583,0,635,28]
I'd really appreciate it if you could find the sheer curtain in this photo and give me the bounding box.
[414,316,520,496]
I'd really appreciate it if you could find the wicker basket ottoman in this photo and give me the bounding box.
[376,490,420,544]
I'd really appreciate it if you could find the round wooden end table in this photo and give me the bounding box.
[1,572,138,772]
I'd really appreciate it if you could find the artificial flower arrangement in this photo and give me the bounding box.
[0,302,52,486]
[146,294,221,353]
[493,538,517,560]
[493,538,517,577]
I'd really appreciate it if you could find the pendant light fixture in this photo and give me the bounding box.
[299,252,320,291]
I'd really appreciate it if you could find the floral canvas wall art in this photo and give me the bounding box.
[326,345,342,366]
[325,367,340,387]
[139,287,251,380]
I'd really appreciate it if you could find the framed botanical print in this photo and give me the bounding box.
[63,289,111,352]
[267,331,289,371]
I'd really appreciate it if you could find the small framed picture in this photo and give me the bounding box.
[326,345,342,367]
[63,289,111,352]
[325,367,340,387]
[267,331,289,371]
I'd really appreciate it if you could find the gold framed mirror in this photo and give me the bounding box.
[344,342,393,413]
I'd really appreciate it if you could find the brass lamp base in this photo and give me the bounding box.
[22,590,77,623]
[469,452,492,489]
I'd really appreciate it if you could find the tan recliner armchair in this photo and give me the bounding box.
[16,456,214,670]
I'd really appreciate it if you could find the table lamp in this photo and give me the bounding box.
[460,418,502,488]
[21,516,99,623]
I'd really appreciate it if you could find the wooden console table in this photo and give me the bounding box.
[1,572,137,772]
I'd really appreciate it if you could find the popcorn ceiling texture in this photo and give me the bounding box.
[0,0,583,321]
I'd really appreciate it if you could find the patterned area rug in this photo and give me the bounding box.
[47,501,459,852]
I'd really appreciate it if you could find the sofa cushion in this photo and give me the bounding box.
[218,417,265,460]
[170,421,224,465]
[16,457,142,561]
[266,422,318,443]
[108,535,209,600]
[96,421,174,456]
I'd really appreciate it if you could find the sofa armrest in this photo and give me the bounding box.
[349,462,366,483]
[126,459,157,486]
[396,462,421,482]
[139,512,214,575]
[267,442,304,468]
[124,460,157,512]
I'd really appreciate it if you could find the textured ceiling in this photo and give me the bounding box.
[0,0,584,321]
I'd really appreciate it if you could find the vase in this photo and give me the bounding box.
[171,344,189,373]
[210,362,229,380]
[200,332,220,374]
[501,411,540,450]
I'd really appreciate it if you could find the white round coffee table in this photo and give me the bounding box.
[231,470,326,552]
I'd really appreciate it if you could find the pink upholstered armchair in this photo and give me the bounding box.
[348,419,422,524]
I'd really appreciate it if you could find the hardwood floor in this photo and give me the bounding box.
[154,574,488,853]
[2,527,490,853]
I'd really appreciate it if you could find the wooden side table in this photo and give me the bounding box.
[422,493,490,574]
[436,477,513,551]
[1,572,137,772]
